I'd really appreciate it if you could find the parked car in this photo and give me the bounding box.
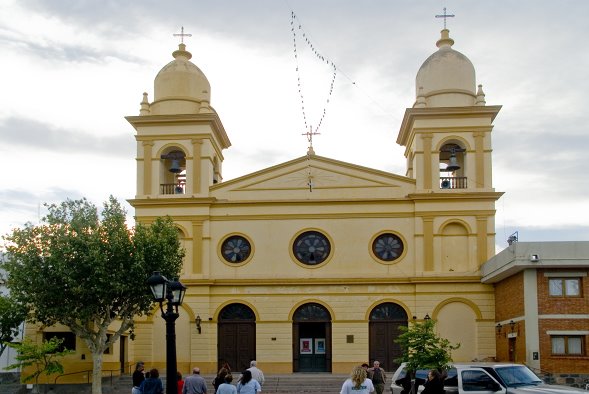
[390,362,587,394]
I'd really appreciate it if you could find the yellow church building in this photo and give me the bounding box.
[122,25,503,375]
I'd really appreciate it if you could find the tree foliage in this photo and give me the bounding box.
[1,196,185,394]
[5,337,73,388]
[395,318,460,372]
[0,293,27,357]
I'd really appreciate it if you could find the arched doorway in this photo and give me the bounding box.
[293,303,331,372]
[218,303,256,372]
[369,303,408,372]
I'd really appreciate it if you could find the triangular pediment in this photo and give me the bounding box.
[212,155,415,201]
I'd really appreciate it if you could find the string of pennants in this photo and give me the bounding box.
[290,11,337,134]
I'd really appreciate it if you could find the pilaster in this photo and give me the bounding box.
[142,141,154,195]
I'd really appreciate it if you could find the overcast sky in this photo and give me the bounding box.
[1,0,588,251]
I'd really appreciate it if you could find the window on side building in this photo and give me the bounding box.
[43,332,76,352]
[548,278,581,297]
[551,335,584,356]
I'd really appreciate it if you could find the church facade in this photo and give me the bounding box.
[125,27,503,374]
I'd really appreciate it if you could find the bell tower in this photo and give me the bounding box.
[397,29,500,193]
[126,41,230,199]
[397,28,504,269]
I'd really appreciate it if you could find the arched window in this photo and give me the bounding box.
[293,303,331,322]
[369,302,407,321]
[219,303,255,321]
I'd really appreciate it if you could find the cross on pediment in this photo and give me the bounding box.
[302,126,320,154]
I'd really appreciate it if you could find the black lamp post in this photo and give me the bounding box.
[147,271,186,394]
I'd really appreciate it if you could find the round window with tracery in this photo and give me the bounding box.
[221,235,252,263]
[372,233,404,262]
[292,231,331,265]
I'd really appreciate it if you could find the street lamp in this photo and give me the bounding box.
[147,271,187,394]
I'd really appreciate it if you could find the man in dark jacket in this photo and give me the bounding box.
[368,360,387,394]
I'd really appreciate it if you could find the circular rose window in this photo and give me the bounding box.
[221,235,252,263]
[292,231,331,265]
[372,233,404,262]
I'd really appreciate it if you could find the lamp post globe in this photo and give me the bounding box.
[147,271,168,302]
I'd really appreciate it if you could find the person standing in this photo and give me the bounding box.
[368,361,387,394]
[213,367,230,393]
[340,365,374,394]
[183,367,208,394]
[132,362,145,394]
[361,363,370,375]
[141,368,164,394]
[247,360,265,387]
[422,370,444,394]
[237,370,261,394]
[217,374,238,394]
[177,371,185,394]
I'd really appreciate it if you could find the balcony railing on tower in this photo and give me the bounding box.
[439,176,467,189]
[161,183,185,195]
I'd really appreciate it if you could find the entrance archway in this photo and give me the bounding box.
[292,303,331,372]
[218,303,256,372]
[369,303,408,372]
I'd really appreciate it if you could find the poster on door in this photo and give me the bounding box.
[315,338,326,354]
[300,338,312,354]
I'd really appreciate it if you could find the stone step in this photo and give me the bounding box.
[0,373,356,394]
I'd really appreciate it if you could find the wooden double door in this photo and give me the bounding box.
[217,304,256,372]
[368,303,408,372]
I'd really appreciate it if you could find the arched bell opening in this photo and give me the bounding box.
[160,148,186,194]
[439,142,466,189]
[213,156,220,184]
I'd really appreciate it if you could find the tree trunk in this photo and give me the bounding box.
[91,350,103,394]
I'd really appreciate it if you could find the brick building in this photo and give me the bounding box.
[481,241,589,388]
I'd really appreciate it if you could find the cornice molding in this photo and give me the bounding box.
[126,113,231,149]
[408,192,504,201]
[181,276,488,286]
[397,105,502,146]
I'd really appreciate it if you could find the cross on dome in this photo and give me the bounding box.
[435,7,455,29]
[173,26,192,44]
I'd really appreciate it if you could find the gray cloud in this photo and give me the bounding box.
[0,29,146,65]
[0,117,134,158]
[0,186,133,237]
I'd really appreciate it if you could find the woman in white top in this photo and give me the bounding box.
[237,370,261,394]
[340,365,375,394]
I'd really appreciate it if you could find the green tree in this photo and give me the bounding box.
[6,337,73,393]
[395,319,460,392]
[0,293,27,358]
[2,196,185,394]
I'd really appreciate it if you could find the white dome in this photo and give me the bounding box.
[150,43,212,115]
[415,30,476,107]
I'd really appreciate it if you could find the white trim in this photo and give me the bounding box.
[523,269,540,371]
[539,314,589,319]
[546,330,589,335]
[544,272,587,277]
